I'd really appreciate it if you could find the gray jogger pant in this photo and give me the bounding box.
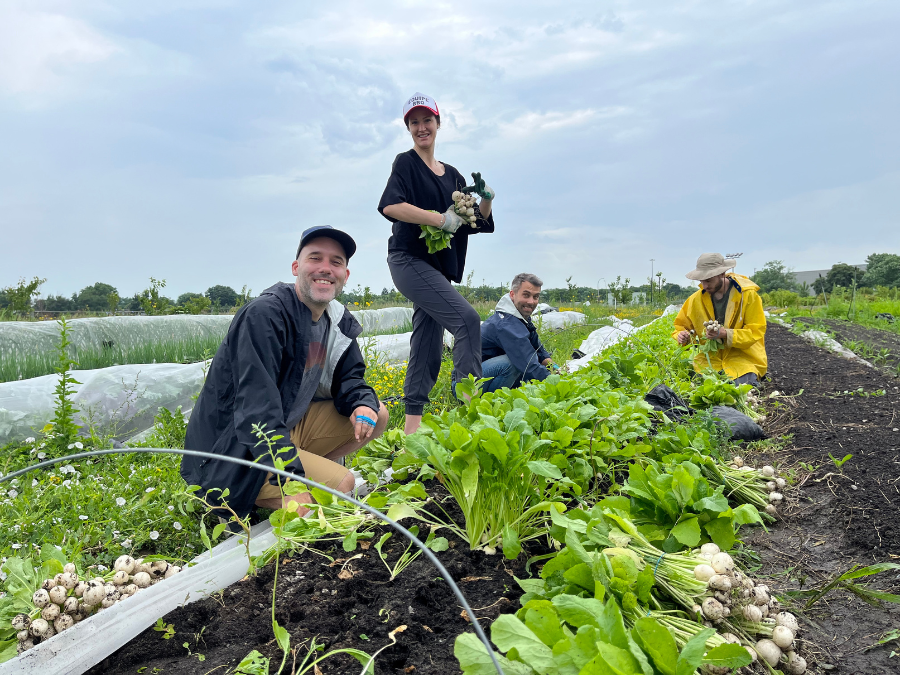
[388,252,482,415]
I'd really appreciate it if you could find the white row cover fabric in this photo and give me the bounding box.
[0,361,210,445]
[349,307,413,334]
[0,308,413,361]
[1,521,277,675]
[566,305,679,371]
[0,315,233,359]
[360,330,454,365]
[533,311,587,330]
[799,330,874,368]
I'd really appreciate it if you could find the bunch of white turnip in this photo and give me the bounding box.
[451,191,479,227]
[692,543,805,674]
[703,319,722,334]
[728,457,786,516]
[12,555,181,654]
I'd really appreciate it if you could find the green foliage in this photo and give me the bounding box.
[862,253,900,288]
[205,284,239,308]
[689,375,751,410]
[0,276,46,314]
[47,318,82,456]
[139,277,173,315]
[621,460,763,552]
[75,282,118,311]
[814,263,864,294]
[420,223,454,254]
[751,260,797,292]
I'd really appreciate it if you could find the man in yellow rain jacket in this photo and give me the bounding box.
[673,253,767,385]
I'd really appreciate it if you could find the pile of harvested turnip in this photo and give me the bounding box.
[727,457,787,517]
[693,544,806,674]
[12,556,181,654]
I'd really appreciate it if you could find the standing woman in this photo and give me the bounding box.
[379,93,496,434]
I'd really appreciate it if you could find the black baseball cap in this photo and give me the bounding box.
[296,226,357,261]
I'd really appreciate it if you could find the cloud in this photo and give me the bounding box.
[0,4,116,97]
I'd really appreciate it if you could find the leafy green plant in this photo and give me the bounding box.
[46,318,82,456]
[828,452,853,469]
[792,563,900,611]
[621,460,763,552]
[689,375,752,410]
[153,618,176,639]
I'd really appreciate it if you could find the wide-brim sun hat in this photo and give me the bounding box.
[685,252,737,281]
[402,92,439,121]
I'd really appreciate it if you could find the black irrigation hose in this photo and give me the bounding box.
[0,448,505,675]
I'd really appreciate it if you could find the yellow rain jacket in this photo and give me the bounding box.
[672,273,767,378]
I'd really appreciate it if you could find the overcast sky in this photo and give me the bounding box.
[2,0,898,299]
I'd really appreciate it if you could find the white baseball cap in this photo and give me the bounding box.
[402,92,439,121]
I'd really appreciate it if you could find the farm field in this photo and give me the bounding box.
[2,307,899,674]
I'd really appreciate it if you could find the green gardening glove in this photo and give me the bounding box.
[460,172,496,200]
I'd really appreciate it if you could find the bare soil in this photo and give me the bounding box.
[89,489,546,675]
[744,323,900,675]
[794,316,900,374]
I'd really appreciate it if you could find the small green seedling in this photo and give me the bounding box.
[828,452,853,469]
[152,618,176,640]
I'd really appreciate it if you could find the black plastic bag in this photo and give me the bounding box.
[644,385,692,421]
[708,405,766,441]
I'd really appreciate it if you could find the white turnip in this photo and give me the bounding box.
[17,629,29,642]
[73,581,87,597]
[63,562,77,575]
[694,564,716,581]
[17,639,35,655]
[112,571,129,586]
[784,650,807,674]
[54,614,75,633]
[776,477,786,489]
[775,611,799,632]
[133,572,151,588]
[761,465,775,477]
[60,572,78,589]
[82,584,104,607]
[11,614,31,631]
[772,625,795,649]
[700,543,721,556]
[123,583,138,596]
[48,585,67,605]
[732,456,744,467]
[755,639,782,666]
[769,492,783,502]
[104,585,120,602]
[752,587,770,606]
[41,604,60,622]
[32,589,50,608]
[711,552,735,574]
[164,565,181,579]
[701,597,725,621]
[40,578,55,591]
[765,504,778,516]
[743,604,763,622]
[53,573,65,587]
[100,598,116,609]
[63,597,79,614]
[114,555,136,574]
[766,480,777,491]
[708,574,733,591]
[29,618,51,639]
[149,561,169,578]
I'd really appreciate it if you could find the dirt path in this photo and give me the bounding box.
[744,323,900,675]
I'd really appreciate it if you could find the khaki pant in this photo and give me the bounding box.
[256,401,355,501]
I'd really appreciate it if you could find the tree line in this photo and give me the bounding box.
[750,253,900,295]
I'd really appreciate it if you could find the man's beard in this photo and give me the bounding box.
[298,274,344,306]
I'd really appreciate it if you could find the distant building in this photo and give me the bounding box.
[790,264,867,295]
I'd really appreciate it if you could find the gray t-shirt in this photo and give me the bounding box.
[711,288,731,326]
[286,313,330,430]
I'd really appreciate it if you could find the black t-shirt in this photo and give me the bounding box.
[378,149,495,283]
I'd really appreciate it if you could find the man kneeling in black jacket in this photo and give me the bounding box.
[182,226,388,520]
[480,273,556,393]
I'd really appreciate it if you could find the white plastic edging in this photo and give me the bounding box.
[566,305,679,372]
[1,522,276,675]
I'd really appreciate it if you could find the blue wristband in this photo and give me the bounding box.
[356,415,376,426]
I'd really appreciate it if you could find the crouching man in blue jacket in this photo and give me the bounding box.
[480,273,556,393]
[182,226,388,522]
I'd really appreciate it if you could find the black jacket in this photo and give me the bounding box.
[181,283,379,518]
